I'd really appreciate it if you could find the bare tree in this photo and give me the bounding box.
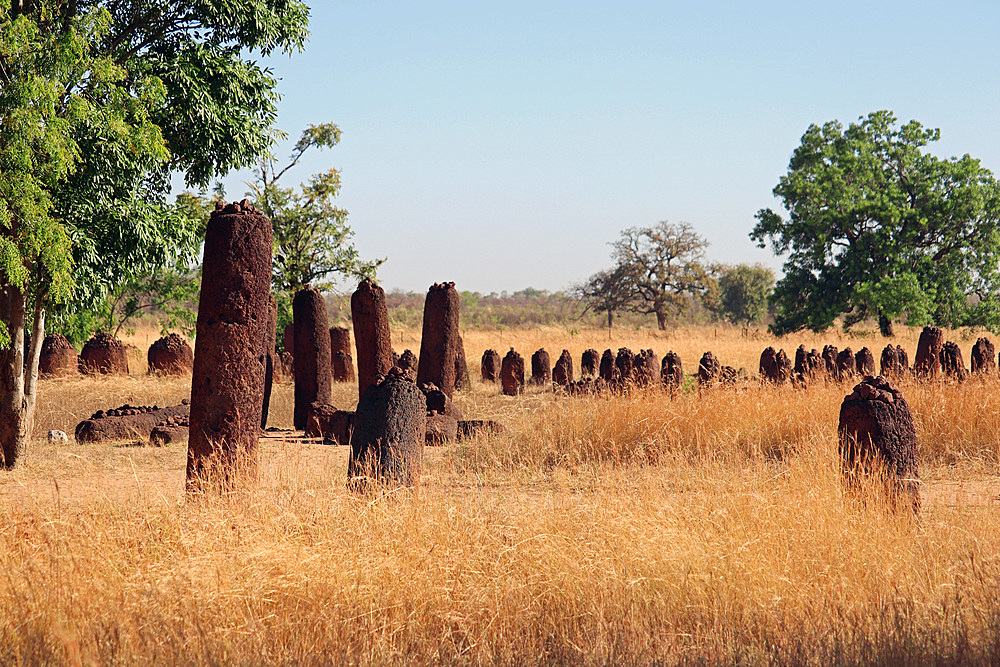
[612,221,715,330]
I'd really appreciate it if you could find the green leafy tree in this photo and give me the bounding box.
[753,110,1000,337]
[717,263,775,326]
[611,221,717,330]
[247,123,384,330]
[0,0,309,466]
[573,265,636,330]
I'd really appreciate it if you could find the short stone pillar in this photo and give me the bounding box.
[599,349,615,382]
[187,201,272,486]
[293,287,332,430]
[530,348,551,385]
[940,341,967,381]
[39,334,78,377]
[822,345,838,379]
[633,349,659,386]
[838,376,920,512]
[348,371,426,490]
[914,325,943,380]
[836,347,856,381]
[855,347,875,376]
[148,333,194,375]
[614,347,634,385]
[481,349,500,382]
[80,333,128,375]
[698,351,720,386]
[552,349,574,386]
[351,278,394,399]
[661,351,682,393]
[330,326,355,383]
[500,348,524,396]
[581,349,600,378]
[971,337,997,376]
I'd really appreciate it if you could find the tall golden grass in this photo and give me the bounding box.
[1,324,999,664]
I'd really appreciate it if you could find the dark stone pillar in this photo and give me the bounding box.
[293,287,332,430]
[416,282,460,399]
[348,372,426,489]
[351,278,394,399]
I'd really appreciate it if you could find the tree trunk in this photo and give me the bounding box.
[607,311,613,330]
[879,314,895,338]
[25,297,45,435]
[0,285,30,467]
[655,309,667,330]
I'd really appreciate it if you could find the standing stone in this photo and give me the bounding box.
[530,348,551,385]
[261,295,277,429]
[615,347,634,385]
[855,347,875,376]
[187,201,272,485]
[351,278,394,399]
[293,287,332,430]
[80,333,129,375]
[147,333,194,375]
[416,282,460,399]
[793,345,809,380]
[552,349,574,386]
[759,346,779,383]
[348,372,426,490]
[914,325,943,380]
[283,323,294,356]
[481,349,501,382]
[897,346,909,375]
[330,326,355,383]
[698,351,721,386]
[776,349,792,384]
[581,349,600,378]
[39,334,78,377]
[661,351,683,393]
[838,376,920,512]
[971,337,997,376]
[396,349,418,374]
[454,335,470,391]
[633,349,659,386]
[880,345,900,379]
[599,349,616,382]
[500,348,524,396]
[822,345,838,379]
[940,341,967,382]
[836,347,856,381]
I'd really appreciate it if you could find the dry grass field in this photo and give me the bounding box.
[3,324,1000,664]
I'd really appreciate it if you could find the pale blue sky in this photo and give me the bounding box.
[211,1,1000,293]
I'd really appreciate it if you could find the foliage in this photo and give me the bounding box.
[611,221,717,330]
[572,265,637,329]
[753,110,1000,336]
[247,123,384,327]
[717,263,775,325]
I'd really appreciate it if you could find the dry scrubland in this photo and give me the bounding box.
[3,325,1000,664]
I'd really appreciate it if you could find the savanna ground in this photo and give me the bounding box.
[3,323,1000,665]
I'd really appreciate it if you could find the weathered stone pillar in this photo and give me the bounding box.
[599,349,615,382]
[80,333,128,375]
[293,287,332,430]
[553,349,574,386]
[971,337,997,376]
[481,349,500,382]
[661,351,682,393]
[148,333,194,376]
[940,341,967,381]
[187,201,272,486]
[330,326,355,383]
[261,295,277,429]
[855,347,875,376]
[455,335,470,391]
[530,348,551,385]
[351,278,394,399]
[348,371,426,490]
[416,282,460,399]
[500,348,524,396]
[836,347,856,381]
[39,334,77,377]
[698,351,720,386]
[914,325,943,380]
[838,376,920,512]
[581,349,599,378]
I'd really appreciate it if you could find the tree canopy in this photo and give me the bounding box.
[611,222,717,330]
[753,110,1000,336]
[717,263,774,326]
